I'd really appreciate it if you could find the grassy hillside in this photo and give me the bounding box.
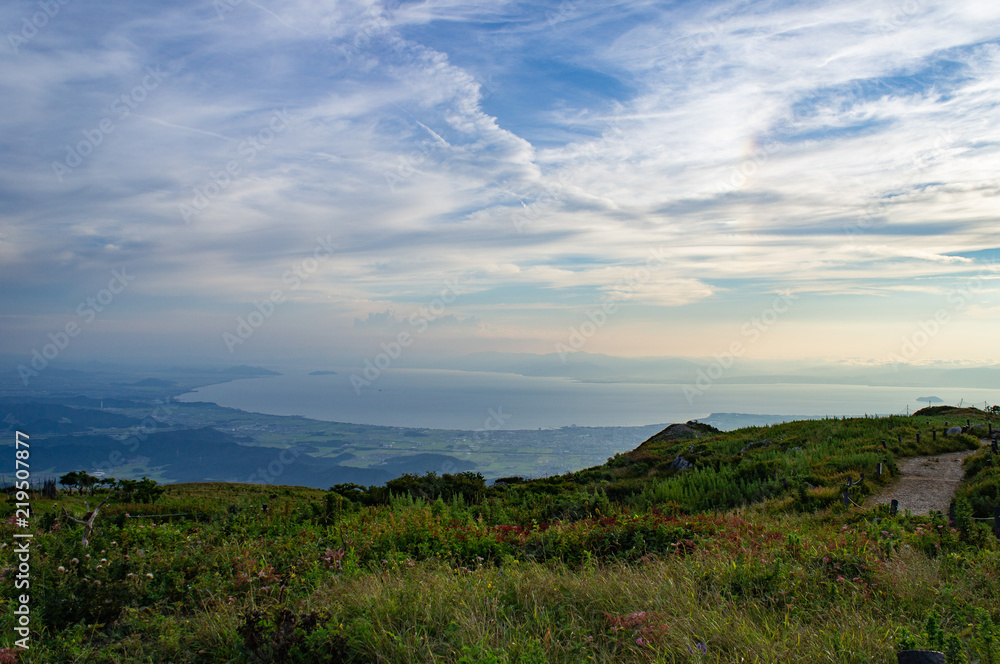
[1,407,998,663]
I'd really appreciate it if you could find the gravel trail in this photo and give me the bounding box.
[866,443,985,515]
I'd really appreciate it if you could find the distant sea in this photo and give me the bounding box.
[175,369,1000,430]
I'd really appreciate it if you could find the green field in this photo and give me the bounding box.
[1,406,998,662]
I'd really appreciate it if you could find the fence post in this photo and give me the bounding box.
[891,499,899,516]
[933,430,937,441]
[994,505,1000,539]
[916,432,920,445]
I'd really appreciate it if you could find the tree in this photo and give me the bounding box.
[59,471,80,495]
[112,477,163,504]
[114,478,138,502]
[76,471,99,496]
[41,477,58,500]
[135,477,164,504]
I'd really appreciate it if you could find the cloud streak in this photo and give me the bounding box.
[1,0,998,364]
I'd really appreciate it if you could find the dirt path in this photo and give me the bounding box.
[866,441,986,515]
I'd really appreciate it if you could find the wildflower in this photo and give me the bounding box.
[636,637,646,646]
[93,580,101,586]
[57,566,66,573]
[145,573,154,579]
[836,575,845,582]
[71,558,79,565]
[101,558,108,563]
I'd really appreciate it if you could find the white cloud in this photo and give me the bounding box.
[1,0,999,361]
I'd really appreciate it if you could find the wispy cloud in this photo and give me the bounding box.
[1,0,998,362]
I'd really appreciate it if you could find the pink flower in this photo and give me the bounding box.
[836,575,845,582]
[636,637,646,646]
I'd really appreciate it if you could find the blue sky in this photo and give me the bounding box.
[1,0,998,369]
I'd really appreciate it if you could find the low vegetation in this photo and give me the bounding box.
[1,407,997,662]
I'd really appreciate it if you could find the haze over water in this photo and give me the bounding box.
[176,370,1000,430]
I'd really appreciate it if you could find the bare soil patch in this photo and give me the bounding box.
[867,443,984,515]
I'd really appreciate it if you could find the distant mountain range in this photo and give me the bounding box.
[430,352,1000,389]
[0,399,149,435]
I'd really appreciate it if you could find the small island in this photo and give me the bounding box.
[308,370,338,376]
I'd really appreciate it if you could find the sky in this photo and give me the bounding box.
[1,0,999,372]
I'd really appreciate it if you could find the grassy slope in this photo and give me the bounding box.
[1,408,998,663]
